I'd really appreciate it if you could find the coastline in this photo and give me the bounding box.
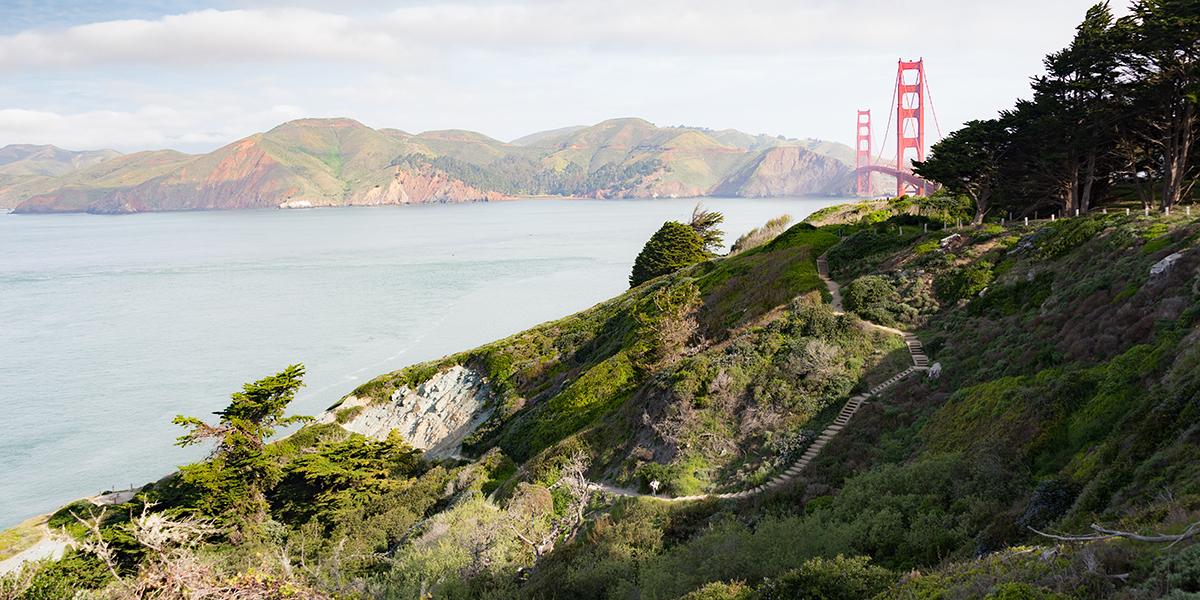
[0,515,68,576]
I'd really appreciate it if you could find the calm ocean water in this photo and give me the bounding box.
[0,197,843,527]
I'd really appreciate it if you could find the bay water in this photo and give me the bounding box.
[0,197,844,527]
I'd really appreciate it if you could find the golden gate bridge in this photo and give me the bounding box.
[853,58,943,198]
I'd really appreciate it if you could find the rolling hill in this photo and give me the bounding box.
[12,118,856,214]
[0,145,122,209]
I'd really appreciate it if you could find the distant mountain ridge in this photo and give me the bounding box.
[0,145,123,209]
[8,118,856,214]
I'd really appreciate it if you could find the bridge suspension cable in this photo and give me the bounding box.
[874,69,899,168]
[923,69,945,141]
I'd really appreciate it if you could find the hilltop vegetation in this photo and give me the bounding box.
[8,118,855,214]
[914,0,1200,223]
[7,195,1200,598]
[0,145,122,209]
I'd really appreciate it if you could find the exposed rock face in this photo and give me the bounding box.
[1150,252,1184,277]
[711,146,851,197]
[347,166,504,205]
[328,366,495,459]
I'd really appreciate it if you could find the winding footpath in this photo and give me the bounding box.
[588,253,929,502]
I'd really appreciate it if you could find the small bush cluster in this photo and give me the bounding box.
[731,215,793,254]
[935,260,994,304]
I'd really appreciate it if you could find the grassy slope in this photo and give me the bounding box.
[13,203,1199,599]
[343,222,891,496]
[516,204,1200,599]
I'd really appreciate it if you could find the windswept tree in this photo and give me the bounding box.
[173,364,310,540]
[914,119,1010,224]
[689,204,725,254]
[629,221,709,287]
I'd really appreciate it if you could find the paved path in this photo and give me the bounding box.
[588,253,929,502]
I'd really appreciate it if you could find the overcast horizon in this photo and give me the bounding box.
[2,0,1121,154]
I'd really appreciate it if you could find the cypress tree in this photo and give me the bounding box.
[629,221,708,287]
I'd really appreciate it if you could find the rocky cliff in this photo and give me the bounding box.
[711,146,852,197]
[323,365,495,459]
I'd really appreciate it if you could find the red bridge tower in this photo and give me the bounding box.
[896,58,927,197]
[855,109,873,196]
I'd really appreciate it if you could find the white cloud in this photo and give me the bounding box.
[0,2,1103,70]
[0,103,309,151]
[0,8,401,69]
[0,1,1116,152]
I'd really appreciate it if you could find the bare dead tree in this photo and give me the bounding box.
[1030,520,1200,548]
[508,450,594,563]
[650,400,695,450]
[69,507,121,581]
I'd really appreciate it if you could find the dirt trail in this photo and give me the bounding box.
[0,524,69,576]
[587,253,930,502]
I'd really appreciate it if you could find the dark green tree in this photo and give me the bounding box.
[1122,0,1200,208]
[629,221,708,287]
[173,364,310,540]
[914,119,1011,224]
[273,431,422,524]
[1027,2,1124,214]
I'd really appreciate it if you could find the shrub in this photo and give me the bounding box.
[845,275,923,326]
[1142,544,1200,596]
[636,462,676,494]
[756,555,897,600]
[826,229,905,273]
[984,582,1070,599]
[915,240,942,255]
[968,272,1053,318]
[1017,478,1080,530]
[681,581,752,600]
[630,221,709,287]
[844,275,898,311]
[5,551,113,598]
[1037,217,1105,258]
[935,261,994,304]
[634,282,702,366]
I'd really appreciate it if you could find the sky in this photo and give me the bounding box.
[0,0,1123,154]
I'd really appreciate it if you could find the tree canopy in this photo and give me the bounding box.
[917,0,1199,216]
[173,364,310,539]
[630,221,710,287]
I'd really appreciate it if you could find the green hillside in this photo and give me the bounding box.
[11,118,853,213]
[7,198,1200,598]
[0,145,122,209]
